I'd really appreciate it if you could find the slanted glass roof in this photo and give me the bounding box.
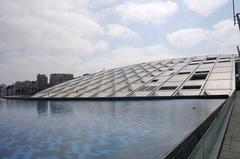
[32,54,238,98]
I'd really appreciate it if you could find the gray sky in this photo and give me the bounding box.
[0,0,239,84]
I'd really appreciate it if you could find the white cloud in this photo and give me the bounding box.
[0,43,178,84]
[0,0,107,56]
[211,19,240,52]
[106,24,140,39]
[167,19,240,52]
[0,0,237,85]
[167,28,212,47]
[184,0,228,16]
[83,44,179,71]
[115,1,178,24]
[0,0,113,84]
[89,0,117,9]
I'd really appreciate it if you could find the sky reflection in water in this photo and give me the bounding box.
[0,99,224,159]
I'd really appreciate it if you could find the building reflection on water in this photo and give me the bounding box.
[37,101,74,115]
[50,102,73,114]
[37,101,48,115]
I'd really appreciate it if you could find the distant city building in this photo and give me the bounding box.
[2,73,76,97]
[50,73,74,86]
[15,81,24,96]
[7,85,16,96]
[37,74,48,91]
[22,81,38,96]
[0,84,7,97]
[9,81,38,96]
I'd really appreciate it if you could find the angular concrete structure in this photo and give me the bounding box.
[33,54,238,98]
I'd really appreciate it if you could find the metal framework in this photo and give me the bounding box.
[233,0,240,30]
[32,54,238,98]
[237,13,240,31]
[238,46,240,56]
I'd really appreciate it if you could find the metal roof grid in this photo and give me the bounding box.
[33,54,237,98]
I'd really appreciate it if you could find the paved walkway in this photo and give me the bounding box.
[219,91,240,159]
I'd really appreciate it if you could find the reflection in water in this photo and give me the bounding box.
[0,99,224,159]
[37,101,74,115]
[50,102,74,114]
[37,101,48,115]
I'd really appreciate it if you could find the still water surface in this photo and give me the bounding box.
[0,99,224,159]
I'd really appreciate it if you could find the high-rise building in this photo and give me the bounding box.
[0,84,7,97]
[37,74,48,91]
[49,73,74,86]
[6,81,38,96]
[6,85,16,96]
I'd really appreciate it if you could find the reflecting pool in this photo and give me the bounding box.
[0,99,224,159]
